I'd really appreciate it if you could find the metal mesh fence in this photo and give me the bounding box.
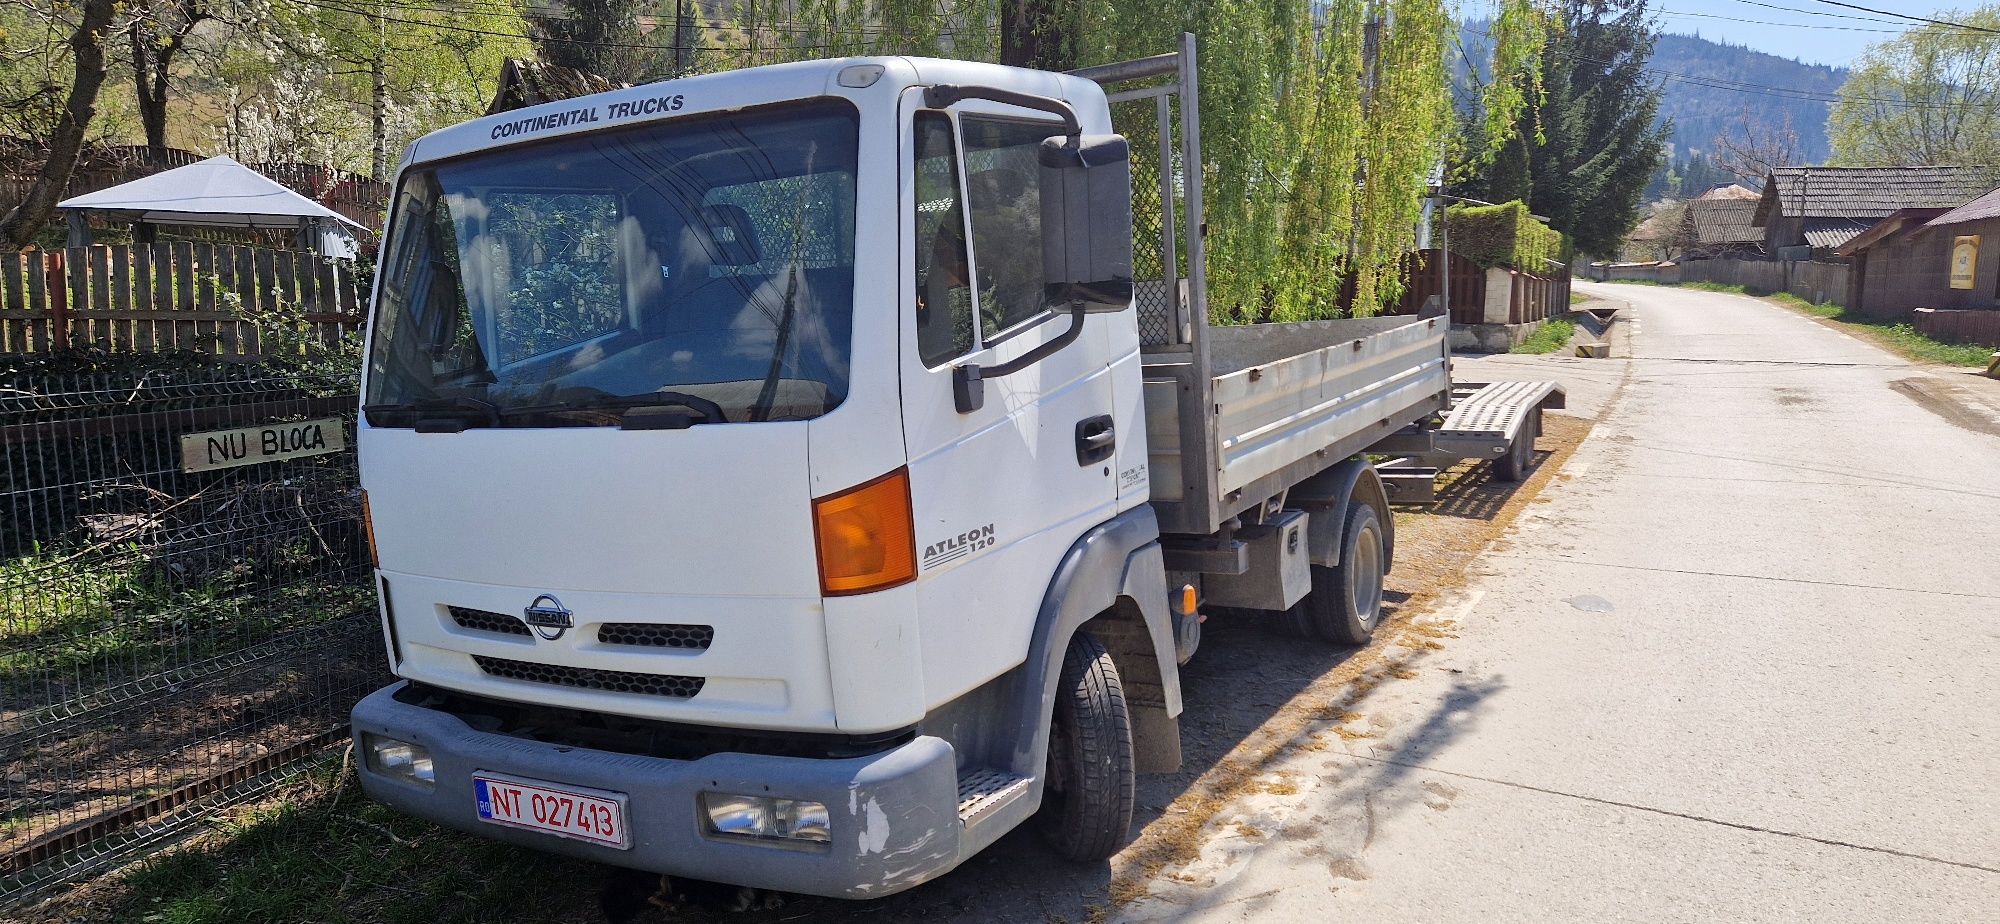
[0,364,380,903]
[1112,95,1187,350]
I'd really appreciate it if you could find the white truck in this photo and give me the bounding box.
[350,36,1553,897]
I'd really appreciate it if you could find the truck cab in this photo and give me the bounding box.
[352,54,1182,897]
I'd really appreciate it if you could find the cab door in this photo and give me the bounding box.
[897,88,1122,706]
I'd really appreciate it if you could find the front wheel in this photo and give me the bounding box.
[1038,630,1135,862]
[1284,503,1386,645]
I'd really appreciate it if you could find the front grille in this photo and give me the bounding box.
[473,655,705,699]
[448,606,530,637]
[597,623,714,650]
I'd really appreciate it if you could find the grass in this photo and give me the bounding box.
[1,546,372,683]
[1784,299,1995,366]
[1596,279,1994,366]
[54,761,599,924]
[1509,317,1577,354]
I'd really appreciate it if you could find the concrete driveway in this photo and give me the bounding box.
[1121,282,2000,922]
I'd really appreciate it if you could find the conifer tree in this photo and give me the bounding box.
[1465,0,1668,257]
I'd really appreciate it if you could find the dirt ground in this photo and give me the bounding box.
[20,413,1591,924]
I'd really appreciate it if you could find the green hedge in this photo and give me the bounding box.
[1444,200,1562,272]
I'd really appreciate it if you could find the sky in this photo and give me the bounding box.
[1644,0,1918,66]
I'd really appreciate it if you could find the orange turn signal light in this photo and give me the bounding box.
[812,468,917,596]
[360,489,380,569]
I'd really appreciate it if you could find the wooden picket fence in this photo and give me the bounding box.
[0,244,366,359]
[1508,269,1568,325]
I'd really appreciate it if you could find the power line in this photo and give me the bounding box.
[1804,0,2000,35]
[313,0,967,41]
[1729,0,1909,27]
[1655,8,1902,33]
[1463,24,1977,112]
[292,0,964,52]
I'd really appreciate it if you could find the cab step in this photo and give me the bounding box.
[956,768,1032,823]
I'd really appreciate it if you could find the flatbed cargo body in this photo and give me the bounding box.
[1141,314,1450,536]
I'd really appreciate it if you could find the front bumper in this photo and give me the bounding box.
[351,682,967,898]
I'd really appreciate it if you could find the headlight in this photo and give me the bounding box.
[701,792,831,844]
[364,734,435,787]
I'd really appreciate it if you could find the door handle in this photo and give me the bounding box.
[1075,415,1116,465]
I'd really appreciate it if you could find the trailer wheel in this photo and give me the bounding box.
[1286,503,1386,645]
[1494,408,1541,482]
[1038,629,1135,862]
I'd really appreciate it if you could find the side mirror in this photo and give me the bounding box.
[1039,134,1133,313]
[952,132,1136,414]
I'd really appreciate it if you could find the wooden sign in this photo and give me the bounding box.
[180,418,346,472]
[1950,235,1979,290]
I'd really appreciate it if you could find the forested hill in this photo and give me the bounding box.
[1650,33,1847,164]
[1459,25,1848,164]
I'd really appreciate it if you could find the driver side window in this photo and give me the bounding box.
[475,191,627,366]
[913,112,975,367]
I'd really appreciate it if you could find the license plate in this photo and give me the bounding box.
[473,773,630,849]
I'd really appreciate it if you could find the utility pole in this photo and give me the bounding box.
[1438,184,1450,321]
[673,0,693,75]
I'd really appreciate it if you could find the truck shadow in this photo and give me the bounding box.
[1426,457,1547,521]
[677,607,1497,923]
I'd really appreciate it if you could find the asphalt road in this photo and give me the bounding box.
[1119,282,2000,921]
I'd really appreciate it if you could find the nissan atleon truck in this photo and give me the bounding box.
[352,37,1453,898]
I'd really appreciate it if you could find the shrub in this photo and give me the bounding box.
[1444,200,1562,273]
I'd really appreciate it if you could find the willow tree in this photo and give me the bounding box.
[706,0,1551,319]
[1828,6,2000,169]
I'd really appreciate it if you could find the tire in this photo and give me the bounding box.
[1494,408,1540,482]
[1285,503,1387,645]
[1038,630,1135,862]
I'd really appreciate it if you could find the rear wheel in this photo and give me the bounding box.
[1038,630,1135,861]
[1494,408,1541,482]
[1284,503,1386,645]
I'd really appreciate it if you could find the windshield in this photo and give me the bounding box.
[364,100,859,428]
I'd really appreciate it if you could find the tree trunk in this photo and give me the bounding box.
[0,0,119,250]
[1000,0,1077,71]
[371,3,389,180]
[131,20,170,163]
[371,56,388,180]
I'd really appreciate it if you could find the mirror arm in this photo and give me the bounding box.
[951,305,1087,413]
[923,84,1081,137]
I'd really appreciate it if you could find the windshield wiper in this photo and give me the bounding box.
[367,392,731,431]
[493,391,730,430]
[364,396,502,432]
[751,265,802,423]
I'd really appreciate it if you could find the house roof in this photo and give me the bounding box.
[1800,217,1874,250]
[1928,185,2000,227]
[1753,165,1995,226]
[1687,198,1762,245]
[1696,183,1760,202]
[57,155,366,230]
[1835,208,1951,256]
[488,58,627,114]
